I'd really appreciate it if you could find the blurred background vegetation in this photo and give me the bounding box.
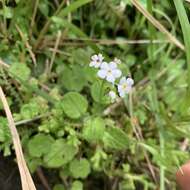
[0,0,190,189]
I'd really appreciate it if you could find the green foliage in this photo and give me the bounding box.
[0,117,11,156]
[61,92,88,119]
[9,62,31,81]
[44,139,78,168]
[0,0,189,189]
[27,134,54,157]
[91,81,110,104]
[58,65,86,92]
[53,184,65,190]
[83,117,105,143]
[69,158,90,179]
[71,181,83,190]
[103,126,131,150]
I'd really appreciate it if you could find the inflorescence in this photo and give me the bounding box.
[90,53,134,102]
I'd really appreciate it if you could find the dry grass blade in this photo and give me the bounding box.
[0,87,37,190]
[131,0,185,51]
[0,59,9,68]
[15,24,37,66]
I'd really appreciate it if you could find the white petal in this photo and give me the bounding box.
[97,70,107,79]
[109,91,116,100]
[98,53,104,61]
[118,89,125,97]
[114,58,121,64]
[106,74,115,83]
[126,78,134,86]
[119,77,127,85]
[91,55,98,61]
[109,61,117,69]
[89,61,95,67]
[94,62,101,68]
[117,85,126,97]
[112,69,122,78]
[117,85,122,93]
[125,86,132,93]
[100,62,109,69]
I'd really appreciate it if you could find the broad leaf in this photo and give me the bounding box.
[69,158,90,179]
[44,139,77,168]
[103,126,130,150]
[61,92,88,119]
[28,134,54,157]
[83,117,105,143]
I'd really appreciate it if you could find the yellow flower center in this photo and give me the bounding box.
[122,84,127,90]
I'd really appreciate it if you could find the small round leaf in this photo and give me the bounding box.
[61,92,88,119]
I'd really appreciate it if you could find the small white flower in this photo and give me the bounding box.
[108,91,117,102]
[89,53,104,68]
[114,58,121,65]
[117,77,134,97]
[97,62,122,83]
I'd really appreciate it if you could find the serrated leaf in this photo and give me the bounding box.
[69,158,90,179]
[103,126,130,150]
[83,117,105,143]
[44,139,77,168]
[27,134,54,158]
[61,92,88,119]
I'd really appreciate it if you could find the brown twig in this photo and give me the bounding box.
[15,25,37,66]
[0,87,36,190]
[29,0,39,39]
[36,167,51,190]
[49,31,62,73]
[33,1,65,50]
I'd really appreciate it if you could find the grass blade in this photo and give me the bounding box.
[34,0,92,50]
[131,0,184,51]
[173,0,190,92]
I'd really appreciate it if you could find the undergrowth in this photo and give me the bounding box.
[0,0,190,189]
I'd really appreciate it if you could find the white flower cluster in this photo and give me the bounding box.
[90,53,134,102]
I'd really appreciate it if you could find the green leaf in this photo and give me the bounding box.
[0,117,11,142]
[58,0,92,18]
[59,65,86,92]
[173,0,190,112]
[103,126,130,150]
[90,81,110,104]
[0,6,13,18]
[53,184,65,190]
[27,134,54,157]
[9,62,31,81]
[38,0,49,17]
[69,159,90,179]
[83,117,105,143]
[44,139,77,168]
[71,181,83,190]
[61,92,88,119]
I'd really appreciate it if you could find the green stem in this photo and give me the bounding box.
[147,1,165,189]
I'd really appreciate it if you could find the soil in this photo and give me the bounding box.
[0,153,44,190]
